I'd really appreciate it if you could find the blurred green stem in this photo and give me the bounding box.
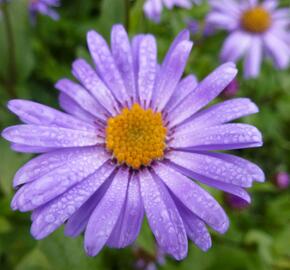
[1,1,17,98]
[124,0,130,31]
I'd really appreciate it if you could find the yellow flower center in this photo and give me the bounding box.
[105,103,167,169]
[241,7,272,33]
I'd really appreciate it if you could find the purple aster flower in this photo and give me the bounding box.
[273,172,289,189]
[206,0,290,78]
[2,25,264,260]
[28,0,60,23]
[144,0,200,23]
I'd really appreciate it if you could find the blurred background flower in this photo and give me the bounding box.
[144,0,200,23]
[28,0,60,24]
[206,0,290,78]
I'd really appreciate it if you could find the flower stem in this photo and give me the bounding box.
[123,0,130,31]
[1,1,17,98]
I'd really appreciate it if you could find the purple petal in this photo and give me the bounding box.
[168,63,238,127]
[163,30,190,67]
[55,79,107,122]
[167,151,253,187]
[143,0,163,23]
[137,35,157,108]
[8,100,95,131]
[131,34,145,79]
[58,93,96,124]
[264,31,290,69]
[11,147,110,211]
[153,40,193,112]
[205,152,265,182]
[111,25,136,102]
[2,125,103,148]
[165,74,198,112]
[153,162,229,233]
[87,30,129,105]
[107,174,144,248]
[206,12,239,31]
[72,59,119,115]
[64,175,113,238]
[30,162,115,239]
[175,98,259,134]
[170,123,262,150]
[171,160,251,202]
[175,200,212,251]
[139,168,188,260]
[262,0,278,11]
[11,144,55,154]
[84,168,129,256]
[244,37,262,78]
[13,148,90,187]
[220,31,251,62]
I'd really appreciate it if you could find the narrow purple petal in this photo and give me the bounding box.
[162,30,190,68]
[72,59,119,115]
[111,25,136,102]
[165,74,198,112]
[31,162,115,239]
[64,175,114,238]
[87,30,129,105]
[84,168,129,256]
[170,123,262,151]
[168,63,238,127]
[264,31,290,69]
[11,147,110,211]
[2,125,103,148]
[244,37,262,78]
[205,152,265,182]
[139,169,188,260]
[220,31,251,62]
[153,40,193,112]
[131,34,145,80]
[13,148,90,188]
[137,35,157,108]
[143,0,163,23]
[55,79,107,122]
[171,160,251,202]
[107,174,144,248]
[176,200,212,251]
[175,98,259,134]
[8,100,95,131]
[58,93,96,124]
[153,163,229,233]
[11,144,54,154]
[167,151,253,187]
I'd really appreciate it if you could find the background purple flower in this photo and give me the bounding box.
[29,0,60,23]
[273,172,289,189]
[2,25,264,260]
[206,0,290,78]
[144,0,200,23]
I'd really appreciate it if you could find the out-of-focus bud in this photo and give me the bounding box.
[224,193,249,210]
[273,172,289,190]
[186,19,200,36]
[221,77,239,98]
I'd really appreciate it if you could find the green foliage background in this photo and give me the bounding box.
[0,0,290,269]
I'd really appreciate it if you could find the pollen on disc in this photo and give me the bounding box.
[105,103,167,169]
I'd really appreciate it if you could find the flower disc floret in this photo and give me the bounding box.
[106,103,167,169]
[241,7,272,33]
